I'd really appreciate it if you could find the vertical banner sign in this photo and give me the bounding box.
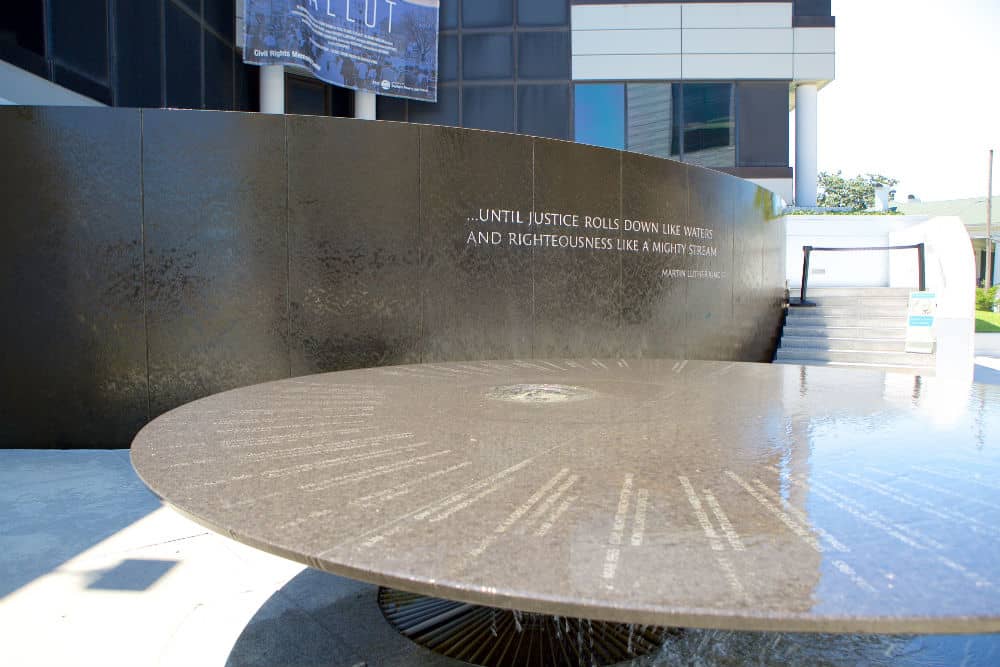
[904,291,936,354]
[244,0,439,102]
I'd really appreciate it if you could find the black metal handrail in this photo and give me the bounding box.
[796,243,926,306]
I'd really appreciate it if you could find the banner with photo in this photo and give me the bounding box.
[244,0,439,102]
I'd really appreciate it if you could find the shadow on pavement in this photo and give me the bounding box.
[0,450,160,598]
[85,558,179,592]
[226,569,1000,667]
[225,568,457,667]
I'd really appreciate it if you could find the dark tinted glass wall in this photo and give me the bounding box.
[2,0,571,133]
[0,0,258,110]
[0,0,372,115]
[395,0,572,140]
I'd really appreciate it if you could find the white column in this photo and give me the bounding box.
[794,83,818,207]
[355,90,376,120]
[259,65,284,114]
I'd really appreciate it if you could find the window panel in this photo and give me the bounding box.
[463,33,514,80]
[439,34,458,82]
[116,1,163,107]
[736,81,788,167]
[463,86,515,133]
[409,85,459,126]
[377,95,408,121]
[574,83,624,150]
[626,83,679,160]
[50,0,108,82]
[518,0,569,27]
[518,84,570,140]
[165,3,202,109]
[518,32,570,80]
[462,0,513,28]
[204,32,234,110]
[440,0,458,29]
[286,76,327,116]
[682,83,734,168]
[204,0,235,43]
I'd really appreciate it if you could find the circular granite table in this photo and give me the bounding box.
[131,359,1000,635]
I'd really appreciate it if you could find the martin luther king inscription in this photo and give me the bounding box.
[466,208,724,278]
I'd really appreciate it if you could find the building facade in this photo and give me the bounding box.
[0,0,834,203]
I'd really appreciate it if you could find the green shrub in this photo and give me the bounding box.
[977,286,999,311]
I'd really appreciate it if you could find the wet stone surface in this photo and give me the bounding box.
[131,360,1000,634]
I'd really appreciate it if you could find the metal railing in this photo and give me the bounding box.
[796,243,926,306]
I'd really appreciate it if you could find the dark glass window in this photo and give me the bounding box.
[439,34,458,82]
[682,83,735,168]
[518,32,569,80]
[574,83,624,150]
[377,95,407,121]
[204,33,234,110]
[237,62,259,112]
[330,86,351,117]
[462,0,513,28]
[440,0,458,29]
[626,83,679,160]
[286,75,327,116]
[463,86,515,133]
[116,2,162,107]
[0,2,44,56]
[736,81,789,167]
[409,85,459,127]
[575,82,737,166]
[204,0,235,43]
[462,33,513,80]
[165,3,202,109]
[518,84,570,140]
[50,0,108,81]
[518,0,569,27]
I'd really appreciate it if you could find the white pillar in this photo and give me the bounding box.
[794,83,818,207]
[260,65,284,114]
[355,90,376,120]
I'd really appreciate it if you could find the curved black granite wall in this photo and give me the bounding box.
[0,107,785,448]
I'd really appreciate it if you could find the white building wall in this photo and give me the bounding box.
[572,2,834,82]
[786,214,975,380]
[785,216,932,289]
[680,2,791,28]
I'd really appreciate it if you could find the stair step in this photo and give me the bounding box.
[774,359,936,376]
[790,287,915,298]
[780,336,906,352]
[775,348,935,366]
[783,325,907,338]
[796,296,910,308]
[788,305,908,318]
[784,315,908,329]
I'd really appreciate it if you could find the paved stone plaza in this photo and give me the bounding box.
[3,451,1000,666]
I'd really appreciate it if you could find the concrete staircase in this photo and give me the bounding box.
[775,288,936,374]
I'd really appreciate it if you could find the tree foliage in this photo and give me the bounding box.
[816,171,899,210]
[977,286,998,311]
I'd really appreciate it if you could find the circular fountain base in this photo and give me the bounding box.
[377,588,677,667]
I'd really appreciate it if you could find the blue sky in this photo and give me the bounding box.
[802,0,1000,201]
